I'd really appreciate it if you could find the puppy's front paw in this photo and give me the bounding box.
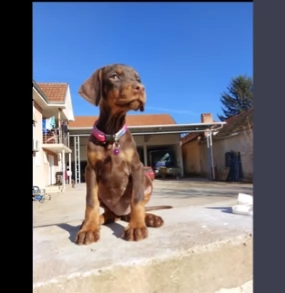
[75,223,100,245]
[123,226,148,241]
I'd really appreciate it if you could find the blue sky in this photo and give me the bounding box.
[33,2,253,124]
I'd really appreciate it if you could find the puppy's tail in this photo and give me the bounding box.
[145,205,173,212]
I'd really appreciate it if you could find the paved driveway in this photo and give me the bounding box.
[33,178,253,228]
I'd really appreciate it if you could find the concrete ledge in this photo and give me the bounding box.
[33,204,252,293]
[215,280,252,293]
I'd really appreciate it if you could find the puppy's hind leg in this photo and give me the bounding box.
[99,203,119,225]
[120,174,164,228]
[120,212,164,228]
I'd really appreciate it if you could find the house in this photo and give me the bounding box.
[32,80,75,191]
[181,110,253,181]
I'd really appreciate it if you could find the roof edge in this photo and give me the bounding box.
[69,122,225,131]
[33,80,66,105]
[36,82,68,104]
[33,80,49,104]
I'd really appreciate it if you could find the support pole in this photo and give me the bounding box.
[143,144,148,166]
[206,132,212,180]
[58,108,61,143]
[73,136,81,184]
[77,136,81,184]
[74,136,78,184]
[177,143,184,177]
[209,131,215,180]
[68,152,71,184]
[62,149,66,191]
[67,132,70,148]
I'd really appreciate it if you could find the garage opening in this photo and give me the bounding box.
[146,145,182,178]
[71,160,87,183]
[147,146,176,169]
[137,147,144,164]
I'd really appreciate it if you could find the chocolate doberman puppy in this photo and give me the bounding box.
[76,64,171,245]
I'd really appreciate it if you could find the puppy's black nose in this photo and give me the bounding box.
[132,84,145,92]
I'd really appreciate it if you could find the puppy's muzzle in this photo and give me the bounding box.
[132,83,146,108]
[132,84,145,94]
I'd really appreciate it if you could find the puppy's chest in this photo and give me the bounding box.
[97,153,131,187]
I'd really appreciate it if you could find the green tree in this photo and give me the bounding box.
[218,75,253,121]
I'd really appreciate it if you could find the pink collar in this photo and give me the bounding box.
[92,121,128,143]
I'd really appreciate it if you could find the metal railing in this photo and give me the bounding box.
[42,132,70,148]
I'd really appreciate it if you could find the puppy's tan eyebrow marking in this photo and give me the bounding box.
[115,68,123,75]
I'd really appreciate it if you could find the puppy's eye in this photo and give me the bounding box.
[110,74,119,80]
[137,78,141,83]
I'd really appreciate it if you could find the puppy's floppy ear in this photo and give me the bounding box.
[78,69,102,106]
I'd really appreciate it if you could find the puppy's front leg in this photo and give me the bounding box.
[75,165,100,245]
[123,162,148,241]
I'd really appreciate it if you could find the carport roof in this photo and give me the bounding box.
[69,122,226,135]
[69,114,176,128]
[127,122,225,135]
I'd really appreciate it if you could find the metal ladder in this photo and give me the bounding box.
[74,136,81,184]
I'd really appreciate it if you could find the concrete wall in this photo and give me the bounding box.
[182,139,201,175]
[208,130,253,180]
[134,134,180,146]
[182,112,214,178]
[182,130,253,180]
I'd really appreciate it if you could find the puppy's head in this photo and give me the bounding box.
[78,64,146,112]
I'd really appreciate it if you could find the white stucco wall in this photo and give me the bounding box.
[33,102,60,188]
[62,85,75,121]
[33,102,45,188]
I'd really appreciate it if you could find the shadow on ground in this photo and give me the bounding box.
[57,222,125,244]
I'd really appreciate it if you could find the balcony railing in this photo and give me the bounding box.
[42,131,70,148]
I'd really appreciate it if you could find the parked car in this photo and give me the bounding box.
[144,166,155,181]
[159,166,181,179]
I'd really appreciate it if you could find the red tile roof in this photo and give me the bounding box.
[37,83,68,103]
[181,132,201,145]
[215,109,253,138]
[69,114,176,128]
[181,109,253,145]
